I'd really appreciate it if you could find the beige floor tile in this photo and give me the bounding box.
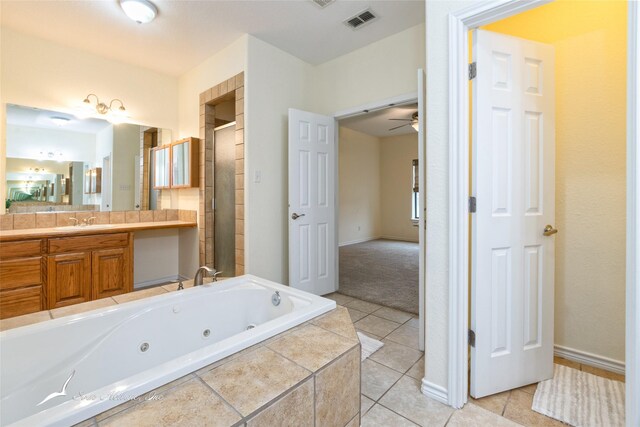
[581,364,625,382]
[553,356,580,370]
[325,292,355,306]
[345,299,383,314]
[406,317,420,329]
[246,378,314,427]
[361,404,418,427]
[354,315,401,337]
[372,307,413,323]
[267,324,356,371]
[516,383,538,395]
[0,310,51,331]
[112,287,167,304]
[503,390,566,426]
[468,390,510,416]
[385,323,420,349]
[379,376,454,427]
[361,359,402,400]
[361,395,375,415]
[447,403,520,426]
[406,357,425,381]
[50,298,117,319]
[199,347,310,416]
[348,307,368,322]
[369,339,423,373]
[98,379,241,427]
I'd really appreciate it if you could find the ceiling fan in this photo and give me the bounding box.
[388,111,419,131]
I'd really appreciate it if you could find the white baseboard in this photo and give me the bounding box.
[134,275,188,290]
[338,236,381,247]
[421,378,448,405]
[379,235,419,243]
[554,345,625,375]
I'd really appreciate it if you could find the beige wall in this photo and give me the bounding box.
[483,0,627,363]
[380,133,419,242]
[111,123,140,211]
[313,23,425,115]
[424,0,628,393]
[245,36,315,283]
[338,127,381,246]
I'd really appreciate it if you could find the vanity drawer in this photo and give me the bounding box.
[49,233,129,254]
[0,257,43,290]
[0,240,44,260]
[0,286,43,319]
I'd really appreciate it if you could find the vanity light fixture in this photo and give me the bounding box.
[83,94,126,116]
[120,0,158,24]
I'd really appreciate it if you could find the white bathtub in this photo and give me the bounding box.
[0,275,335,427]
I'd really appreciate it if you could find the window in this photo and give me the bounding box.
[412,159,419,220]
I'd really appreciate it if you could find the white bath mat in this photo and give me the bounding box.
[532,364,625,426]
[357,332,384,361]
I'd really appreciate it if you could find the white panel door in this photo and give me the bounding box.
[288,109,336,295]
[471,30,556,398]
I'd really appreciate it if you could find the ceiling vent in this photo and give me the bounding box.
[344,8,378,29]
[310,0,335,8]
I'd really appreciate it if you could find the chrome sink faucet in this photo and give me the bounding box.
[193,266,223,286]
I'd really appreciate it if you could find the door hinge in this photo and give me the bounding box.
[468,329,476,347]
[469,196,477,213]
[469,62,477,80]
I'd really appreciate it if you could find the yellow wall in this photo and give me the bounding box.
[483,0,627,363]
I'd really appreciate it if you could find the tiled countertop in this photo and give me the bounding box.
[0,220,196,241]
[1,283,361,427]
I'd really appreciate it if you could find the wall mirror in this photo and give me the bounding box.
[4,104,171,213]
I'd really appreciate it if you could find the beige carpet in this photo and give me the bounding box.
[532,364,625,426]
[339,239,419,313]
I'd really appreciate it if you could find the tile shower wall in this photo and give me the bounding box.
[198,72,245,274]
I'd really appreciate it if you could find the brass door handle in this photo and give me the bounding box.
[291,213,306,220]
[543,225,558,236]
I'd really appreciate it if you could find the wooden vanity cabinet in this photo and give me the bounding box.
[0,240,46,319]
[47,233,133,309]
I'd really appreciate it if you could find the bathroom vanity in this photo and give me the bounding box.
[0,212,197,319]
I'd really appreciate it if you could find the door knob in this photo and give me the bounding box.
[291,213,305,220]
[543,225,558,236]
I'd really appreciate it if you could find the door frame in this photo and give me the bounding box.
[446,1,640,422]
[333,89,425,351]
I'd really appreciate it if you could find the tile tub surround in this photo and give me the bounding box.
[0,209,197,231]
[1,291,361,427]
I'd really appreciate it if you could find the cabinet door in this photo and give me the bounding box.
[92,248,131,299]
[48,253,91,309]
[0,286,43,319]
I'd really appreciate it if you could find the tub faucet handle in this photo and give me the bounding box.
[177,281,184,290]
[212,271,223,282]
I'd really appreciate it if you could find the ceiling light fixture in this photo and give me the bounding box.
[120,0,158,24]
[50,116,70,126]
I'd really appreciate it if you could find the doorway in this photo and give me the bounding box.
[336,104,420,315]
[213,122,237,277]
[444,1,638,424]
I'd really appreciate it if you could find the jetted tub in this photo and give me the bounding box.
[0,275,335,426]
